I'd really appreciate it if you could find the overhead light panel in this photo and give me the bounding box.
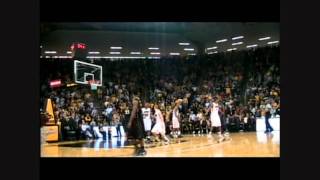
[246,44,258,48]
[258,37,271,41]
[87,56,146,59]
[267,41,279,44]
[130,52,142,55]
[227,48,237,51]
[232,36,244,40]
[110,46,123,49]
[184,48,194,51]
[216,39,228,43]
[44,51,57,54]
[148,47,159,50]
[179,43,190,45]
[207,51,218,54]
[109,52,121,54]
[58,56,72,58]
[67,51,72,54]
[232,42,243,46]
[169,53,180,55]
[86,56,102,58]
[150,52,160,55]
[88,51,100,54]
[206,46,217,50]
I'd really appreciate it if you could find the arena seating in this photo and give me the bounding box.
[40,46,279,140]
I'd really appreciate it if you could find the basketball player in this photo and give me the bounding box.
[141,102,152,143]
[199,109,209,135]
[127,96,146,156]
[197,110,205,135]
[172,99,183,138]
[151,104,170,143]
[123,106,131,137]
[209,97,225,143]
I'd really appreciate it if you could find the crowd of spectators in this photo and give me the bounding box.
[40,46,280,141]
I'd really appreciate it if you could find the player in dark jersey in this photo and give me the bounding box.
[127,96,146,156]
[123,106,131,136]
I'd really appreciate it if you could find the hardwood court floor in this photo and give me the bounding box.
[41,131,280,157]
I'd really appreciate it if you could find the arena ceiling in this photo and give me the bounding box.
[40,22,279,58]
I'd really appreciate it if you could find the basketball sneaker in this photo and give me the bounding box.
[137,148,147,156]
[162,135,169,141]
[136,148,147,156]
[217,134,224,143]
[154,136,160,142]
[223,132,230,141]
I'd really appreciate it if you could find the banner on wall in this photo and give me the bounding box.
[42,125,59,142]
[50,79,62,88]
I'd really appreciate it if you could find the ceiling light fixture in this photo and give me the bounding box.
[258,37,271,41]
[148,47,159,50]
[179,43,190,45]
[130,52,142,55]
[232,36,244,40]
[110,47,123,49]
[216,39,228,43]
[206,46,217,50]
[232,42,243,46]
[109,52,121,54]
[88,51,100,54]
[267,41,279,44]
[207,51,218,54]
[44,51,57,54]
[227,48,237,51]
[246,44,258,48]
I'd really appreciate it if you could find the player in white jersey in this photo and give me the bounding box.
[172,99,183,138]
[209,97,224,142]
[151,104,169,143]
[141,102,152,142]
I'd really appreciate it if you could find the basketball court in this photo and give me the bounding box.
[41,131,279,157]
[40,23,280,158]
